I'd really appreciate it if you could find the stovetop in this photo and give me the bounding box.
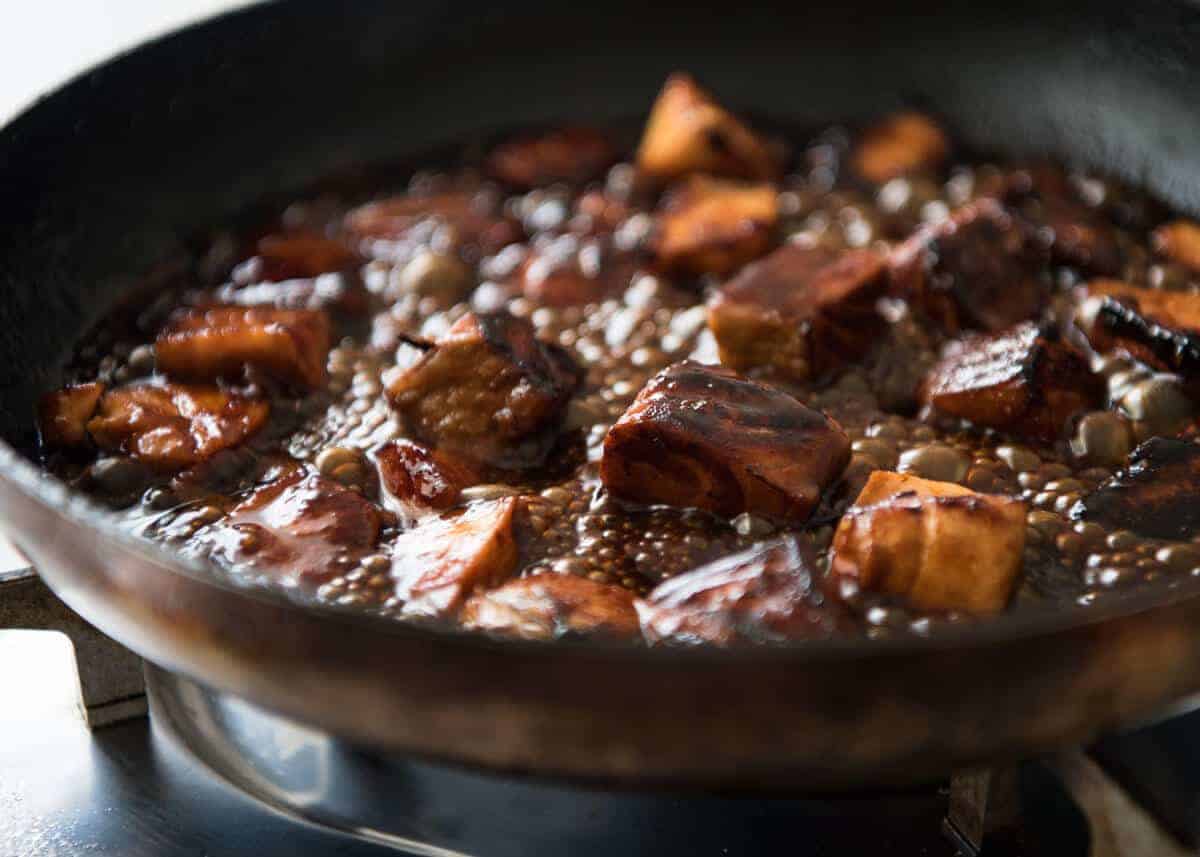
[3,622,1195,857]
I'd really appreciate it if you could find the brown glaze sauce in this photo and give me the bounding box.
[35,74,1200,645]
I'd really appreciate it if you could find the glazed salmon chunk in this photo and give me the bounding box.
[707,244,888,380]
[921,322,1102,442]
[1154,219,1200,273]
[391,497,521,619]
[889,198,1048,333]
[385,311,581,470]
[1070,438,1200,540]
[636,72,780,183]
[601,361,849,522]
[485,127,617,189]
[156,306,332,390]
[651,176,777,277]
[203,472,382,587]
[374,439,479,516]
[461,573,639,641]
[830,471,1027,615]
[85,382,269,472]
[234,231,360,282]
[852,111,949,184]
[37,382,106,449]
[1080,280,1200,386]
[1005,168,1122,276]
[639,538,844,645]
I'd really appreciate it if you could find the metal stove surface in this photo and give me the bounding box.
[3,616,1196,857]
[3,648,1093,857]
[145,664,1093,857]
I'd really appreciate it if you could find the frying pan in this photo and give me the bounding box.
[4,0,1200,791]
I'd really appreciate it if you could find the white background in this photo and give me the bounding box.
[0,0,249,122]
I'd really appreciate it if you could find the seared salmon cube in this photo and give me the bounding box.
[85,381,269,472]
[37,382,105,449]
[385,311,582,470]
[1153,219,1200,273]
[1006,166,1122,276]
[889,198,1048,333]
[204,471,382,587]
[920,322,1102,443]
[638,537,844,645]
[600,361,850,522]
[651,176,777,277]
[506,234,636,306]
[156,306,332,390]
[636,73,780,184]
[1080,280,1200,383]
[233,231,360,283]
[374,439,479,516]
[829,471,1027,615]
[485,127,617,189]
[391,497,521,619]
[852,111,950,184]
[1070,438,1200,540]
[461,573,639,641]
[344,190,522,257]
[707,244,887,380]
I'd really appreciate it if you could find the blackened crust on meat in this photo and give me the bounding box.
[385,311,582,470]
[1095,297,1200,382]
[920,322,1102,442]
[1070,438,1200,540]
[889,198,1049,333]
[473,311,584,396]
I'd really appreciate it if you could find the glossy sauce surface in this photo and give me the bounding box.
[36,75,1200,644]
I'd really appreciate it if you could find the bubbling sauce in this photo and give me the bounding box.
[35,74,1200,645]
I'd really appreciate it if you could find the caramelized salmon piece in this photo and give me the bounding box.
[707,244,887,380]
[37,382,105,449]
[651,176,777,277]
[1069,438,1200,540]
[1081,280,1200,384]
[233,231,360,283]
[204,472,382,587]
[829,471,1027,615]
[600,361,850,522]
[485,127,617,189]
[638,537,843,645]
[156,306,331,390]
[344,190,522,256]
[385,311,582,470]
[920,322,1102,443]
[889,198,1048,333]
[461,573,639,641]
[852,111,950,184]
[1153,219,1200,273]
[85,382,269,472]
[507,234,636,306]
[374,439,479,516]
[636,73,780,184]
[1006,166,1122,276]
[391,497,521,619]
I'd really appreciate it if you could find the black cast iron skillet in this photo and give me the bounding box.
[4,0,1200,790]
